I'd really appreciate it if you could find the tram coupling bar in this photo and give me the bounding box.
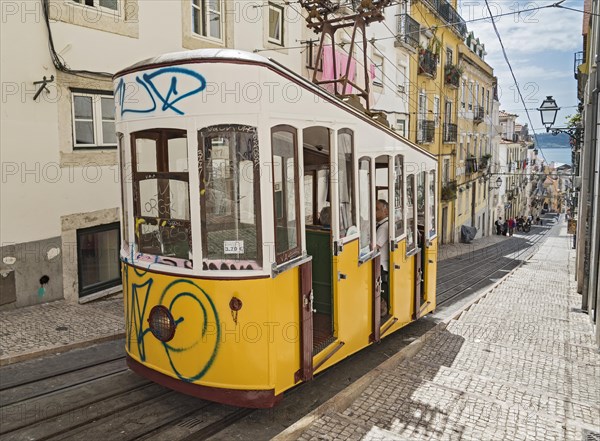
[338,272,347,281]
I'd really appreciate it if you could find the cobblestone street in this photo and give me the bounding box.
[0,296,123,366]
[280,222,600,441]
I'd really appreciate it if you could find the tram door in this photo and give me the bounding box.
[405,174,420,319]
[415,171,427,317]
[303,127,335,355]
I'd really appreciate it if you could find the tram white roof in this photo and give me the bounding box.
[115,49,274,77]
[115,49,436,161]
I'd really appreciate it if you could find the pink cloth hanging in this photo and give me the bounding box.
[322,45,334,80]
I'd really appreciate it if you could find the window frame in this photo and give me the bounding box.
[336,128,357,242]
[429,170,437,239]
[405,173,417,253]
[131,129,192,261]
[192,0,224,42]
[393,155,405,240]
[71,0,120,15]
[198,124,263,270]
[372,53,384,88]
[358,156,373,258]
[268,2,284,46]
[76,221,121,298]
[271,125,301,265]
[71,90,117,149]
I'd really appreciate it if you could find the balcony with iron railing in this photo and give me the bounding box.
[479,153,492,170]
[465,156,479,174]
[418,119,435,143]
[418,48,438,78]
[574,51,584,80]
[441,180,457,201]
[443,122,457,143]
[444,64,461,88]
[420,0,467,38]
[396,13,420,49]
[473,106,484,123]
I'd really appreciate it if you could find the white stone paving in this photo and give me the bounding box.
[297,222,600,441]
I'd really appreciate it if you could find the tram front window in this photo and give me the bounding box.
[132,130,191,261]
[199,125,262,270]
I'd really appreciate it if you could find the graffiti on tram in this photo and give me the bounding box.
[124,268,221,382]
[116,67,207,117]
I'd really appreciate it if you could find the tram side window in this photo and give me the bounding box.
[358,157,372,256]
[429,170,436,238]
[338,129,356,238]
[406,174,416,251]
[304,169,329,227]
[131,129,191,260]
[417,171,426,229]
[394,155,404,239]
[199,125,262,270]
[118,133,129,250]
[272,126,301,264]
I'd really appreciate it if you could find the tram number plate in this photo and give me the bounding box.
[224,241,244,254]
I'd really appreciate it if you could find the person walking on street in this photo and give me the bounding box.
[495,217,504,235]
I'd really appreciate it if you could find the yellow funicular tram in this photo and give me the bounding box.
[114,49,438,408]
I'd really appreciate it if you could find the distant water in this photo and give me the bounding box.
[539,148,572,165]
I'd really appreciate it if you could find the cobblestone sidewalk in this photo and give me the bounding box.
[280,222,599,441]
[0,295,124,366]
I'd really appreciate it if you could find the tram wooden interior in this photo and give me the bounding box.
[114,49,438,408]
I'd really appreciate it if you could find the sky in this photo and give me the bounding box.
[459,0,584,130]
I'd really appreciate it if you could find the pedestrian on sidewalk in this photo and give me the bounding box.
[495,217,504,235]
[508,217,515,236]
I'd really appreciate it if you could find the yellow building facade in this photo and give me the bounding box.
[408,2,494,243]
[454,34,495,241]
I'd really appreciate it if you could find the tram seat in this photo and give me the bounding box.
[305,228,332,314]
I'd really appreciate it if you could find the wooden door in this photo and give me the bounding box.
[295,260,314,382]
[370,254,381,343]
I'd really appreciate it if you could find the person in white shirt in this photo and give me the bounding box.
[376,199,389,317]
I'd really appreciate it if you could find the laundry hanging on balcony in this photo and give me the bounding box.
[322,45,358,94]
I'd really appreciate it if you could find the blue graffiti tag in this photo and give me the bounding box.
[159,280,221,382]
[127,278,153,361]
[126,273,220,382]
[116,67,207,117]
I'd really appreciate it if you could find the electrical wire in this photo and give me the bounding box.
[41,0,113,79]
[482,0,548,163]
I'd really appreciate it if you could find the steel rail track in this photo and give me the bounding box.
[436,223,554,307]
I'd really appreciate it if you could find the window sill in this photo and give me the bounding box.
[60,150,118,167]
[271,254,312,277]
[358,250,379,266]
[73,146,118,150]
[406,246,420,257]
[79,284,122,304]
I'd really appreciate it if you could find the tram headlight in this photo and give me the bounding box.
[148,305,176,342]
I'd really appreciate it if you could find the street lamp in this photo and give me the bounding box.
[537,96,583,146]
[538,96,559,129]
